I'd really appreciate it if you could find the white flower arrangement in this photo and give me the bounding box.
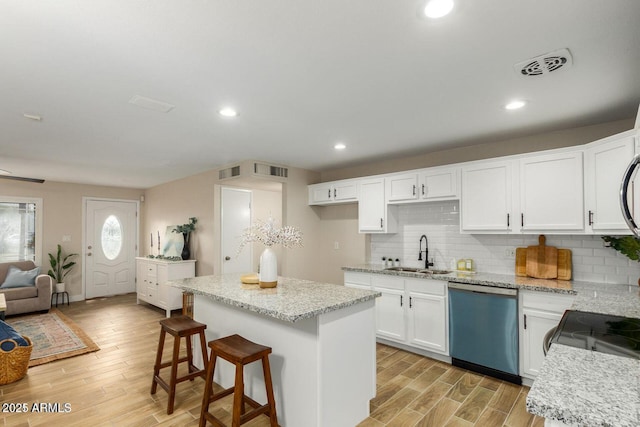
[237,217,303,254]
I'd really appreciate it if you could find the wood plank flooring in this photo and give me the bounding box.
[0,294,544,426]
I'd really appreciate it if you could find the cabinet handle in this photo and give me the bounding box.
[334,188,337,198]
[400,295,403,307]
[380,218,384,229]
[412,185,416,196]
[507,213,510,227]
[524,314,527,329]
[328,189,331,199]
[409,296,412,308]
[588,210,594,226]
[521,213,524,227]
[422,184,425,196]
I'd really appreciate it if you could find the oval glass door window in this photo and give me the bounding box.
[101,215,123,260]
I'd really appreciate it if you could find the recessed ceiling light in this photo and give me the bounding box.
[334,143,346,150]
[23,113,42,121]
[219,107,238,118]
[424,0,454,18]
[505,100,527,110]
[0,169,11,175]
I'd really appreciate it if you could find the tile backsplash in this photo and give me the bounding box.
[370,201,640,285]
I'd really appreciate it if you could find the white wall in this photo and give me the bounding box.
[370,201,640,285]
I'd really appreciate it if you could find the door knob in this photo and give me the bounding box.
[225,256,231,261]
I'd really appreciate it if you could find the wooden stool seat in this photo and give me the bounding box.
[199,334,278,427]
[151,315,208,415]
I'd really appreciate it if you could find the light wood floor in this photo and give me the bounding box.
[0,294,543,426]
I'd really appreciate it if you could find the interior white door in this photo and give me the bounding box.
[85,199,138,298]
[221,187,252,274]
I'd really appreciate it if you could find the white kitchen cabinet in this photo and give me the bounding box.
[584,131,636,233]
[308,180,358,205]
[520,291,574,380]
[358,178,398,233]
[372,275,406,342]
[386,173,419,202]
[347,272,448,355]
[519,151,584,232]
[136,258,196,317]
[420,167,459,200]
[461,160,514,232]
[406,278,448,354]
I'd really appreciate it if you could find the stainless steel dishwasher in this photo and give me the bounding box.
[448,282,521,384]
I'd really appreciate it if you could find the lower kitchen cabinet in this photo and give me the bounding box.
[345,272,448,355]
[520,291,574,380]
[136,257,196,317]
[406,278,448,354]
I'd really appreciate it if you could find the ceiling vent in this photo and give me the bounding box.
[514,48,573,77]
[218,165,240,180]
[254,162,288,179]
[128,95,175,113]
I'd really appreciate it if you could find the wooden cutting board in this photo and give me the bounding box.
[515,235,572,280]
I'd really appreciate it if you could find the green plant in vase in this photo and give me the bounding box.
[602,236,640,286]
[173,217,197,260]
[48,244,78,293]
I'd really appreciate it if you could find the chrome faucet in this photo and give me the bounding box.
[418,234,434,269]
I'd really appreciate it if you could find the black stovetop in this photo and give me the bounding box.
[551,310,640,359]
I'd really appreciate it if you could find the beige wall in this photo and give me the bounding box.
[320,118,635,181]
[0,180,144,299]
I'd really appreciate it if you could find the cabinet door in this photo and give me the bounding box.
[359,178,393,232]
[461,161,513,232]
[585,134,635,232]
[386,173,419,202]
[136,260,148,299]
[374,287,406,342]
[407,291,448,354]
[520,151,584,231]
[333,181,358,202]
[522,308,562,378]
[309,183,333,204]
[420,168,459,200]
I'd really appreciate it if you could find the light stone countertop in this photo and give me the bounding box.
[168,274,380,323]
[344,263,640,426]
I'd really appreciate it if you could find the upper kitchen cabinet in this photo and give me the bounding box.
[386,167,460,204]
[584,130,636,234]
[420,167,459,200]
[358,178,398,233]
[461,160,514,232]
[519,151,584,232]
[308,179,358,205]
[386,173,419,202]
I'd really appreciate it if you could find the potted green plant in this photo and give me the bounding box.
[172,217,197,260]
[602,236,640,285]
[48,244,78,293]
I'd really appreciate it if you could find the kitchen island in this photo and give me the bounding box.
[169,274,381,427]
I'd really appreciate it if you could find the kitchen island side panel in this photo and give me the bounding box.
[193,294,376,427]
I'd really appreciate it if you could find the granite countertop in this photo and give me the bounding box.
[345,263,640,426]
[168,274,380,323]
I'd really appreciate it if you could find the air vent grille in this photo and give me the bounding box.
[515,48,572,77]
[219,165,240,180]
[254,163,288,178]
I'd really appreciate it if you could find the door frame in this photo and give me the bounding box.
[82,197,140,300]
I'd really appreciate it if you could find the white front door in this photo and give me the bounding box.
[85,199,138,298]
[221,187,252,274]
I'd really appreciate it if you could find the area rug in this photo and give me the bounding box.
[7,308,99,367]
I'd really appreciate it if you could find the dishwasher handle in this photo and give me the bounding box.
[448,281,517,297]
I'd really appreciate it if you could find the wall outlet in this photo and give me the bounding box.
[334,241,340,250]
[505,248,516,259]
[62,235,71,242]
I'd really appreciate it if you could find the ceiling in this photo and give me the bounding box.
[1,1,639,189]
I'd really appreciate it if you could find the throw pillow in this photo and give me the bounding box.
[0,265,40,289]
[0,319,29,351]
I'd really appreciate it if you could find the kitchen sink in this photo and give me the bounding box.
[384,267,452,274]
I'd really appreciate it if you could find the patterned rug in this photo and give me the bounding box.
[7,308,99,366]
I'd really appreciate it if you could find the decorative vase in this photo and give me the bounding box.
[55,282,65,293]
[181,232,191,260]
[259,247,277,288]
